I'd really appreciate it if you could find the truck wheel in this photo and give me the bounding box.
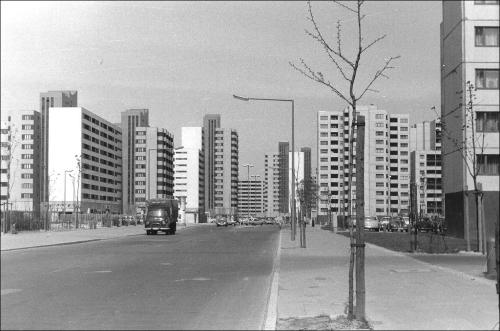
[146,230,150,235]
[153,230,158,235]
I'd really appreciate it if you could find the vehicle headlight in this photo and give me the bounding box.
[161,220,166,225]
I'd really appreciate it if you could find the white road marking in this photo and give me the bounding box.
[160,263,172,266]
[1,289,22,296]
[85,270,112,274]
[174,277,211,282]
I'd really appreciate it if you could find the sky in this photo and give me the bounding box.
[1,1,443,178]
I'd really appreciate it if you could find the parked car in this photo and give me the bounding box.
[377,216,390,231]
[389,217,405,232]
[364,216,380,231]
[416,217,433,232]
[227,218,237,226]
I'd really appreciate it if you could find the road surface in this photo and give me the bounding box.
[1,225,280,330]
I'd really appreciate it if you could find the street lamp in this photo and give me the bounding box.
[233,94,296,241]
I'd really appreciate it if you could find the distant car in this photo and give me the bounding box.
[216,219,228,227]
[364,216,380,231]
[227,218,237,226]
[264,218,275,225]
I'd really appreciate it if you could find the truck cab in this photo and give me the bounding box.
[145,199,178,235]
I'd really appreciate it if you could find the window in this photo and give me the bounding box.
[475,27,499,46]
[477,154,499,175]
[375,114,385,119]
[400,143,408,148]
[376,157,384,162]
[320,149,328,154]
[376,148,384,153]
[400,118,408,123]
[376,123,384,127]
[320,141,328,145]
[320,124,328,129]
[320,132,328,137]
[400,127,408,131]
[320,115,328,120]
[400,135,408,139]
[375,131,384,136]
[476,112,499,132]
[320,157,328,162]
[376,140,384,144]
[475,0,499,4]
[476,69,499,89]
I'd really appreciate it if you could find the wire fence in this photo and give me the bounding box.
[1,210,140,234]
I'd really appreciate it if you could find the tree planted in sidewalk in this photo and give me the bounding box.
[290,0,400,321]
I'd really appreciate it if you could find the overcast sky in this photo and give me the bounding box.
[1,1,442,177]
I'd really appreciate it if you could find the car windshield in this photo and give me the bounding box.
[147,208,169,218]
[365,217,377,221]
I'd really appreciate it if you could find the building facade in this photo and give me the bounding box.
[48,107,122,213]
[264,153,280,217]
[278,142,289,214]
[0,111,41,212]
[441,0,499,238]
[316,106,411,221]
[212,128,238,216]
[133,127,174,211]
[174,127,205,223]
[203,114,221,211]
[410,118,443,218]
[237,179,265,217]
[120,109,149,214]
[40,91,77,205]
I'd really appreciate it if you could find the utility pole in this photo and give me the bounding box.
[355,115,366,321]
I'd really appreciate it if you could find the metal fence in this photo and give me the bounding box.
[1,210,137,233]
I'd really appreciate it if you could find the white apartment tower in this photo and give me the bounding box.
[316,105,411,222]
[237,179,265,217]
[441,0,499,239]
[48,107,122,213]
[174,127,205,223]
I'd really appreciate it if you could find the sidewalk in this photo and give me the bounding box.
[1,223,208,251]
[276,226,498,330]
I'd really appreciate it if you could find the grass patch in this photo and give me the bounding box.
[277,314,371,330]
[337,230,478,254]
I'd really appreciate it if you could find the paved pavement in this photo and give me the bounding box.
[1,224,280,330]
[275,226,499,330]
[0,222,203,251]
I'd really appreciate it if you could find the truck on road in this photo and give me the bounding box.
[145,199,178,235]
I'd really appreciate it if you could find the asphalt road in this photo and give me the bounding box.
[1,224,280,330]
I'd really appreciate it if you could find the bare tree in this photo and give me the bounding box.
[433,81,487,253]
[290,0,400,321]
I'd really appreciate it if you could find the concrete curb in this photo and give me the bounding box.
[263,228,282,330]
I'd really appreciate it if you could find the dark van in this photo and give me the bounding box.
[145,199,178,235]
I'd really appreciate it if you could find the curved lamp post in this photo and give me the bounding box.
[233,94,296,241]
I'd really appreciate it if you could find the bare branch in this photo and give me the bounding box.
[361,34,387,53]
[357,55,400,100]
[332,0,358,13]
[306,1,355,68]
[289,59,352,106]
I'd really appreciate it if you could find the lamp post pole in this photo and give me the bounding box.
[63,169,72,228]
[233,94,296,241]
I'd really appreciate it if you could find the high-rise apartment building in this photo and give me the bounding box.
[1,118,11,206]
[290,151,305,217]
[237,179,265,217]
[203,114,221,211]
[48,107,122,213]
[264,153,280,217]
[174,127,205,223]
[410,118,443,217]
[316,106,411,222]
[212,128,238,215]
[133,127,174,211]
[278,142,289,214]
[40,91,77,204]
[120,109,149,214]
[300,147,312,217]
[0,111,41,212]
[441,0,499,238]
